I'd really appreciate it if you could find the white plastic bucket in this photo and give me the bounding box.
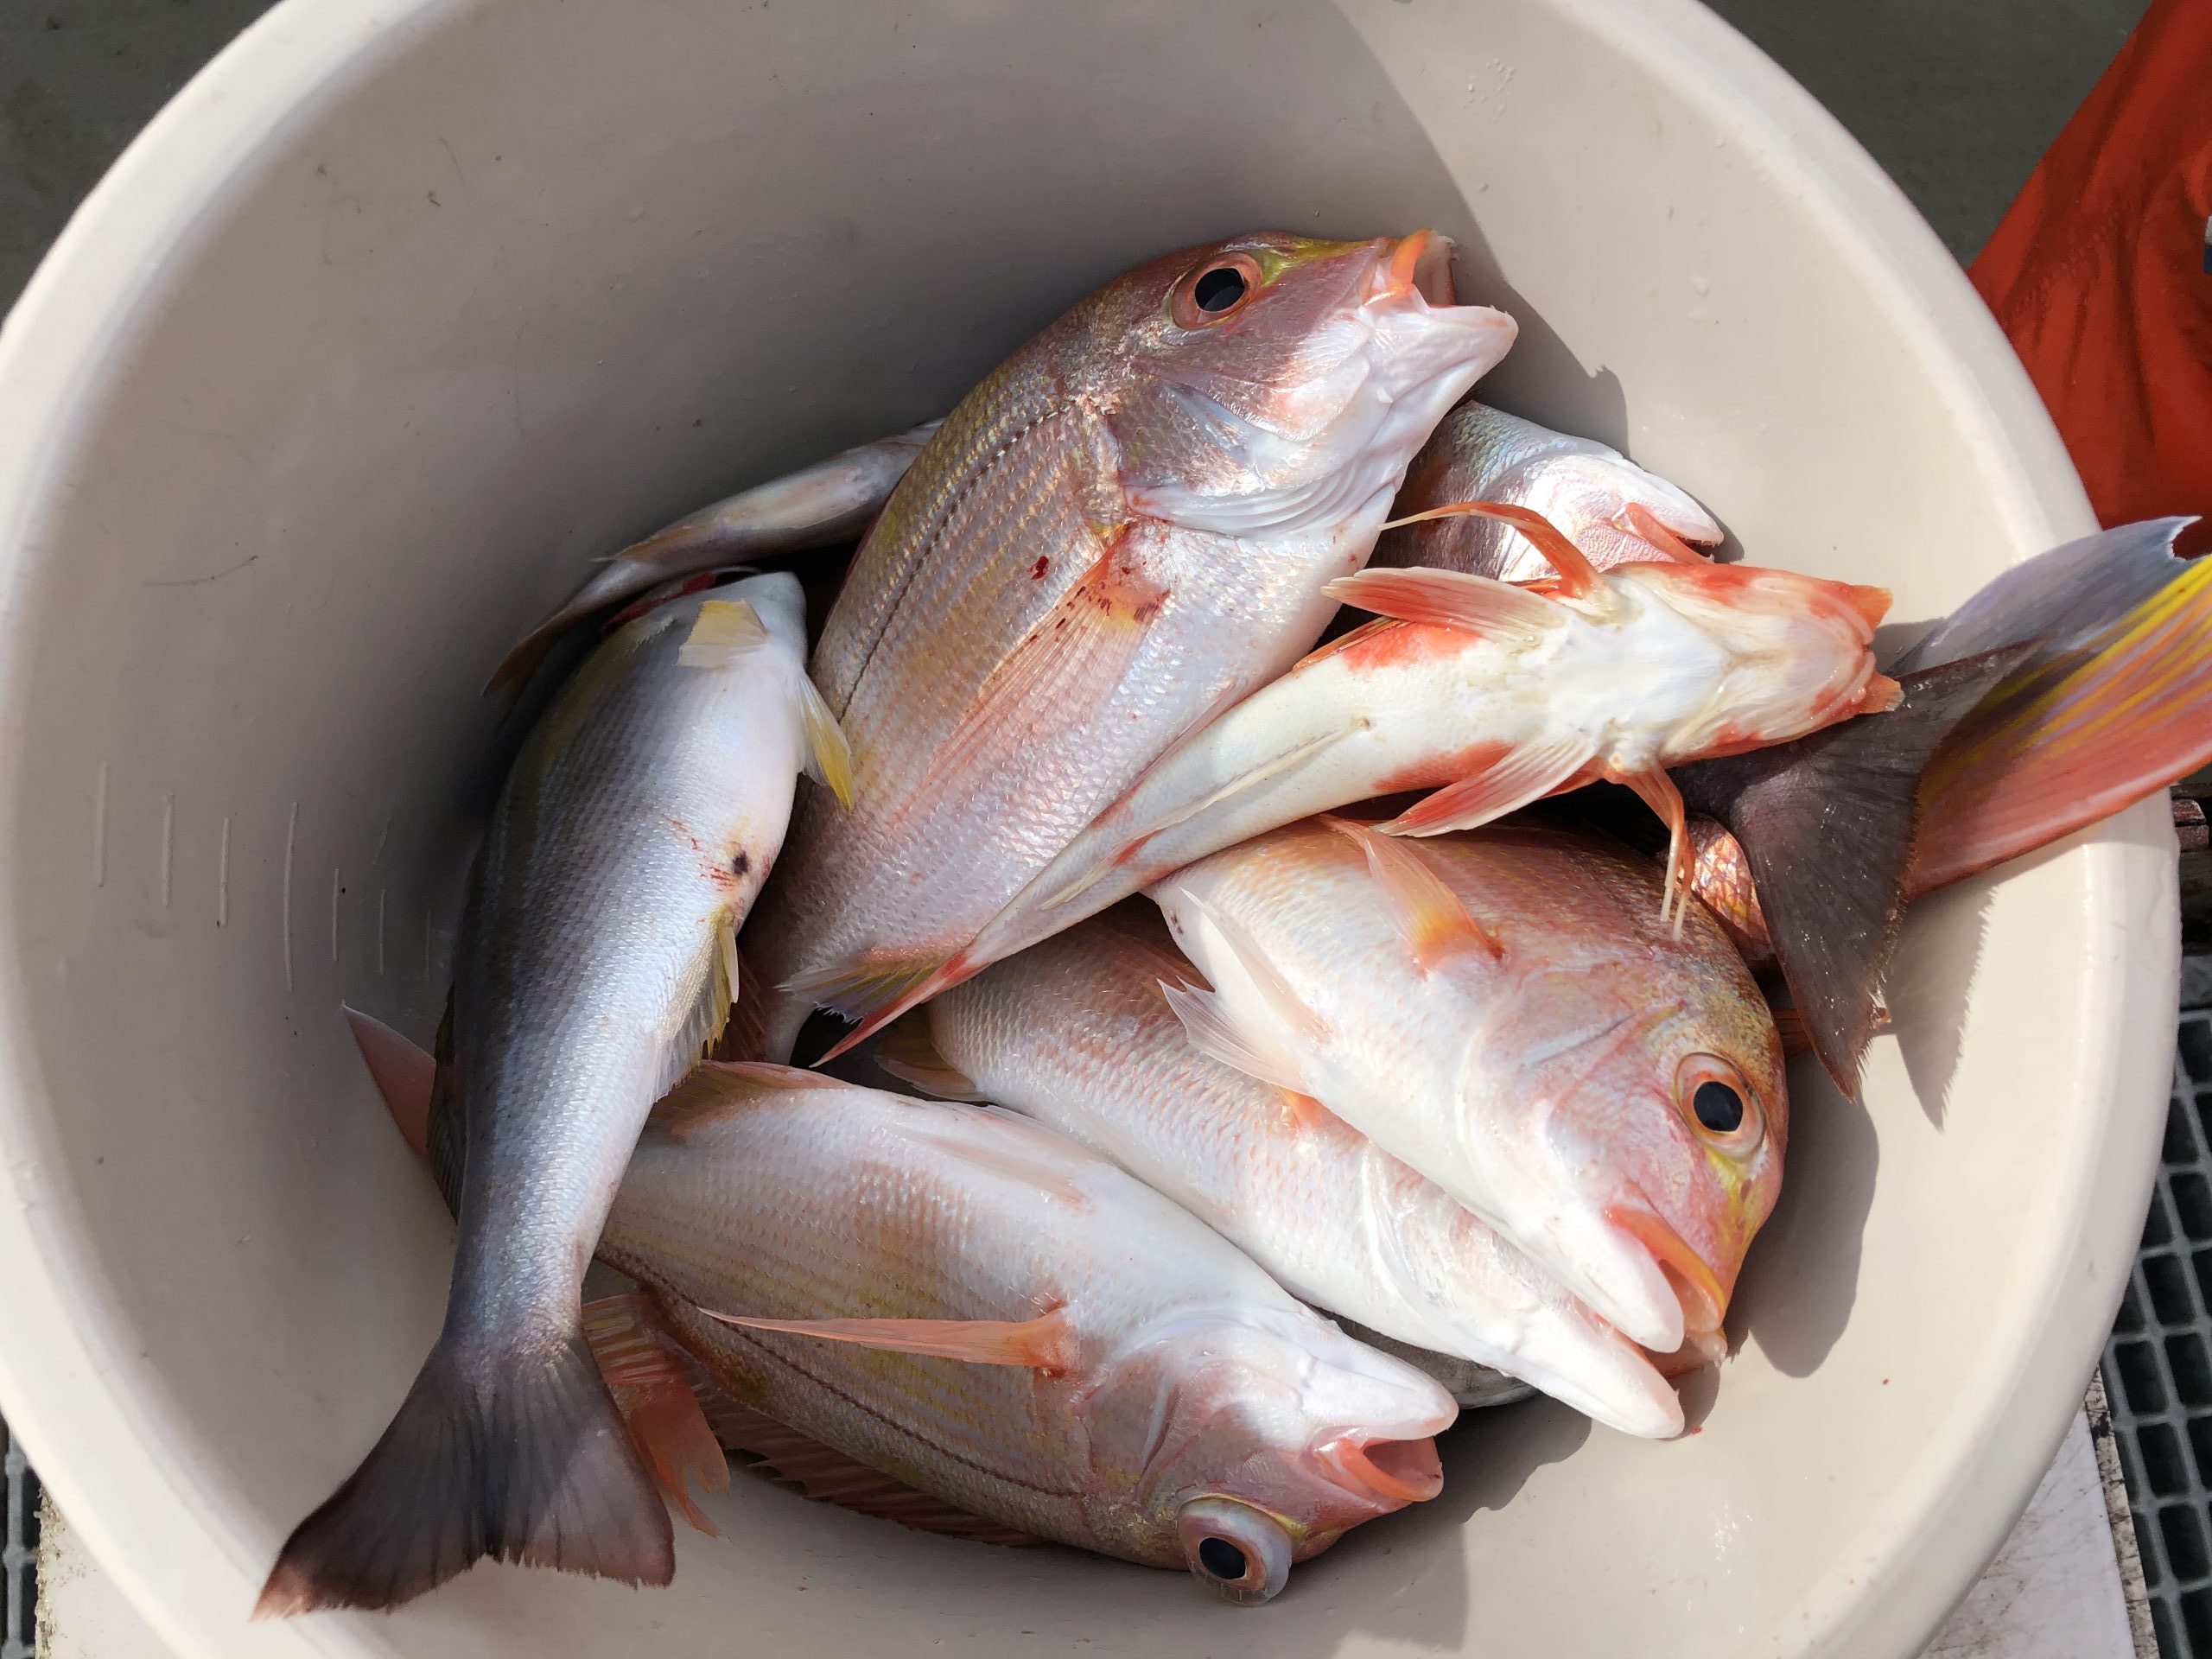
[0,2,2176,1655]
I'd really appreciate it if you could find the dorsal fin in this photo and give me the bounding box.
[676,597,770,666]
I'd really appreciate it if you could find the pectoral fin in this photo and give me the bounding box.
[1324,817,1500,965]
[1381,733,1596,836]
[793,672,856,808]
[1326,565,1560,642]
[677,597,771,667]
[1380,499,1602,598]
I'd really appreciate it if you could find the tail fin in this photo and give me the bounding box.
[1673,645,2031,1096]
[1910,546,2212,892]
[255,1328,674,1616]
[1892,518,2193,673]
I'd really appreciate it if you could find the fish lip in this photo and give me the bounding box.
[1310,1431,1445,1504]
[1362,229,1459,308]
[1604,1203,1729,1338]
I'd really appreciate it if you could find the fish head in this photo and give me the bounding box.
[1620,560,1897,757]
[1093,231,1518,537]
[1082,1304,1456,1602]
[1480,944,1788,1354]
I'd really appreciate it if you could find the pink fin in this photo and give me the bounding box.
[703,1392,1039,1547]
[1379,499,1602,598]
[1620,502,1713,564]
[1910,554,2212,893]
[698,1306,1076,1374]
[1325,564,1559,641]
[1381,733,1596,836]
[345,1006,435,1156]
[582,1294,731,1537]
[1325,817,1501,966]
[785,950,976,1065]
[1607,765,1694,933]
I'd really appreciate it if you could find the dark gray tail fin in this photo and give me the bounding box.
[1675,645,2032,1096]
[255,1326,673,1616]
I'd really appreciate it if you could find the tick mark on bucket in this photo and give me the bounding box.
[281,802,298,992]
[159,793,174,909]
[90,762,108,889]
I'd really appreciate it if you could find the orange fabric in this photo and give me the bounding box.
[1971,0,2212,556]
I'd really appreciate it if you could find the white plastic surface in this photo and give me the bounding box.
[0,1,2177,1656]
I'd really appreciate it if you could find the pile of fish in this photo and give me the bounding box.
[255,230,2212,1618]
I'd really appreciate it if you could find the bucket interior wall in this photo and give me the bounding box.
[0,2,2171,1656]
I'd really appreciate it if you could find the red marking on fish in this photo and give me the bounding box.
[1332,620,1474,674]
[1030,556,1050,580]
[1374,738,1513,795]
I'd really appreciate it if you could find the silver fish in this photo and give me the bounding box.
[260,571,849,1615]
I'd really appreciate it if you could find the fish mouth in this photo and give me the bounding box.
[1605,1204,1729,1338]
[1362,229,1459,308]
[1646,1324,1731,1379]
[1311,1432,1445,1504]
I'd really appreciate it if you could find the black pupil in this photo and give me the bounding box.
[1693,1079,1745,1134]
[1193,265,1248,313]
[1198,1535,1249,1580]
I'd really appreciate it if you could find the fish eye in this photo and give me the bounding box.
[1178,1496,1294,1605]
[1676,1054,1764,1154]
[1169,253,1263,329]
[1198,1536,1248,1580]
[1694,1079,1742,1134]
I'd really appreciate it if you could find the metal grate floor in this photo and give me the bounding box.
[3,1423,39,1659]
[2106,999,2212,1659]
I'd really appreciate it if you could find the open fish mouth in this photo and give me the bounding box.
[1605,1203,1730,1338]
[1311,1431,1446,1504]
[1362,228,1459,308]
